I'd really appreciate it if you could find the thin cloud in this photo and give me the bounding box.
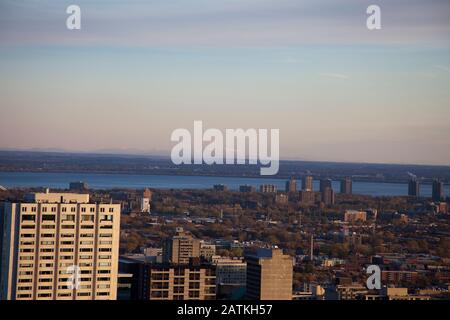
[433,65,450,72]
[319,72,349,80]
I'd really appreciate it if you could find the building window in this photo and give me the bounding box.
[189,273,200,281]
[42,214,56,222]
[82,215,94,222]
[99,233,112,238]
[189,282,200,289]
[98,262,111,267]
[80,233,94,238]
[97,277,110,282]
[97,292,109,296]
[21,214,35,222]
[100,214,113,222]
[40,233,55,238]
[77,292,91,297]
[18,286,33,291]
[40,240,54,245]
[58,293,72,297]
[62,214,75,222]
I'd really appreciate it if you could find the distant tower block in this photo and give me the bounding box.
[408,178,420,198]
[140,188,152,213]
[302,175,313,191]
[432,179,444,202]
[322,187,335,205]
[319,179,332,193]
[340,177,352,195]
[285,177,297,193]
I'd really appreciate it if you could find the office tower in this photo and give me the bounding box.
[322,187,335,205]
[199,242,216,261]
[212,256,246,286]
[302,175,313,191]
[245,248,293,300]
[135,258,216,300]
[163,228,200,264]
[239,185,256,193]
[340,177,352,195]
[319,179,332,193]
[212,256,246,300]
[139,188,152,213]
[299,190,315,205]
[0,191,121,300]
[259,184,277,193]
[432,179,445,202]
[285,177,297,193]
[408,178,420,198]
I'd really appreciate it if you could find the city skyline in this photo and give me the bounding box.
[1,0,450,165]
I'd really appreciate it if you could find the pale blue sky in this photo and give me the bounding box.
[0,0,449,164]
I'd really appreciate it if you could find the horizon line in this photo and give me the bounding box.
[1,148,450,168]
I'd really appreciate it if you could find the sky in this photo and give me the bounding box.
[0,0,450,165]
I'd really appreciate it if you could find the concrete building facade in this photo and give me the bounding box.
[0,191,120,300]
[245,248,293,300]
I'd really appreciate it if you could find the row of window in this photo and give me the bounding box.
[21,206,115,213]
[19,246,113,254]
[16,291,111,299]
[19,261,112,268]
[20,232,113,238]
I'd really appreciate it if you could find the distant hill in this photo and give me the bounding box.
[0,150,449,184]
